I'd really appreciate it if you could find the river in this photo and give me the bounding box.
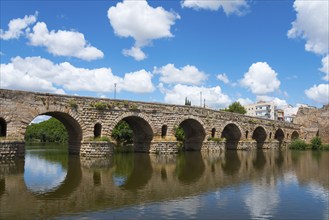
[0,143,328,219]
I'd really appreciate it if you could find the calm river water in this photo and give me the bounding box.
[0,144,328,219]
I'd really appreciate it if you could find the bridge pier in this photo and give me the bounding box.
[0,141,25,160]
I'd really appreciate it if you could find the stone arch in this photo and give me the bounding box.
[221,123,242,149]
[252,126,267,148]
[274,128,285,147]
[94,123,102,138]
[291,131,299,140]
[0,117,7,137]
[112,112,154,152]
[22,111,83,155]
[175,116,206,151]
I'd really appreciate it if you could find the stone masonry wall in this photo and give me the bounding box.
[0,141,25,159]
[0,89,301,157]
[294,105,329,143]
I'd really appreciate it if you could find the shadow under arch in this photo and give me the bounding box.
[119,153,153,191]
[291,131,299,140]
[28,156,82,199]
[175,152,205,184]
[179,118,206,151]
[274,128,285,148]
[221,123,242,149]
[115,116,154,152]
[252,126,267,148]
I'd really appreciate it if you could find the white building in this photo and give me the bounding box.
[244,101,276,120]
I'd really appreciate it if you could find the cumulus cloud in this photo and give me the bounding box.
[305,84,329,105]
[0,12,38,40]
[217,73,229,84]
[288,0,328,83]
[1,56,155,94]
[107,0,180,60]
[320,55,329,81]
[240,62,281,94]
[181,0,249,15]
[159,83,231,109]
[256,96,288,108]
[28,22,103,61]
[122,46,146,61]
[154,64,207,85]
[237,97,253,106]
[121,69,155,93]
[288,0,328,55]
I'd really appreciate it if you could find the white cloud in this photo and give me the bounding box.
[237,98,253,106]
[160,83,231,109]
[122,46,147,61]
[216,73,229,84]
[288,0,328,56]
[31,115,51,124]
[320,55,329,81]
[1,56,155,94]
[121,69,155,93]
[107,0,180,60]
[240,62,281,94]
[305,84,329,104]
[0,12,38,40]
[27,22,103,61]
[181,0,249,15]
[154,64,207,85]
[256,96,288,108]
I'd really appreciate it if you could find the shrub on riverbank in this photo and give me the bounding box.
[289,138,308,150]
[311,136,322,150]
[289,137,329,151]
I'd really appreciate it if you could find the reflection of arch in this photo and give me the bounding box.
[0,117,6,137]
[221,123,242,149]
[113,114,154,152]
[176,152,205,184]
[252,126,267,148]
[291,131,299,140]
[94,123,102,138]
[274,128,285,147]
[253,150,266,170]
[30,156,82,199]
[221,151,241,175]
[178,118,206,151]
[120,154,153,191]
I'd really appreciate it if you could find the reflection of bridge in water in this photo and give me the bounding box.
[0,150,328,219]
[0,89,301,158]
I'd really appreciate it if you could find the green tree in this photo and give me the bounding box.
[175,126,185,142]
[111,120,133,145]
[25,117,68,143]
[224,102,246,114]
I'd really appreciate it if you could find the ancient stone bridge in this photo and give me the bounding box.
[0,89,300,158]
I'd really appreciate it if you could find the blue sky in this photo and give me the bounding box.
[1,0,328,109]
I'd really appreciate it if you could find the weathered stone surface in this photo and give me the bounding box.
[0,89,302,158]
[294,105,329,143]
